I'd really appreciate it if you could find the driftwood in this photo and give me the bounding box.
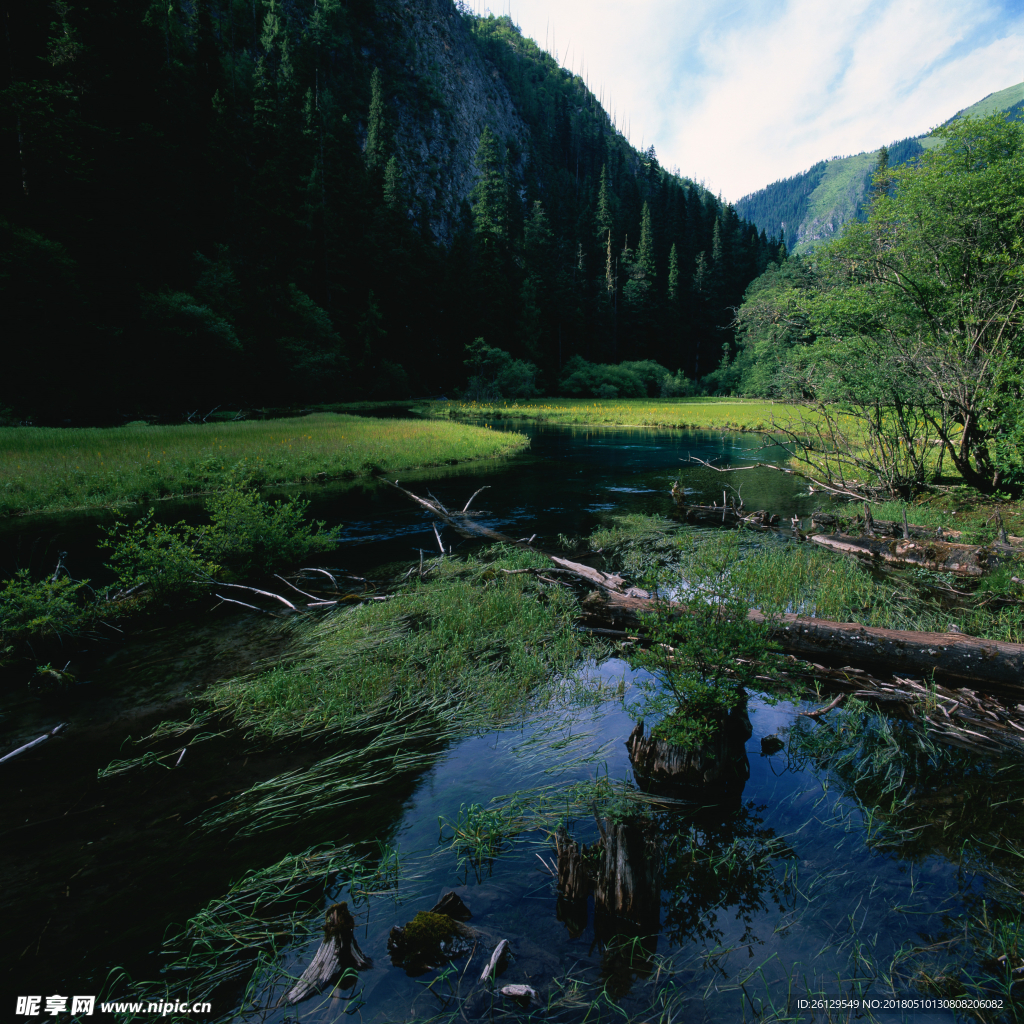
[501,984,537,1002]
[771,658,1024,757]
[670,481,780,529]
[0,723,67,765]
[685,454,876,502]
[280,903,372,1006]
[479,939,510,982]
[810,532,1008,577]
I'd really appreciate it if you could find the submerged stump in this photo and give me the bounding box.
[554,817,660,944]
[626,708,752,805]
[388,902,475,974]
[280,902,372,1006]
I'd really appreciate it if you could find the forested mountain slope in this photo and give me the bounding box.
[736,81,1024,255]
[1,0,778,422]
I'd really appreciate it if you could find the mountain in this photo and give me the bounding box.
[1,0,778,420]
[735,81,1024,255]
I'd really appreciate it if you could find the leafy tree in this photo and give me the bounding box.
[805,113,1024,495]
[463,338,539,399]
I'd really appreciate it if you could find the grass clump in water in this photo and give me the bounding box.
[94,844,364,1018]
[734,539,1024,642]
[0,413,529,516]
[206,546,601,739]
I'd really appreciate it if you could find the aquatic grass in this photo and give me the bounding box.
[729,537,1024,642]
[94,845,363,1020]
[206,547,603,738]
[195,705,452,837]
[0,413,529,516]
[437,798,528,878]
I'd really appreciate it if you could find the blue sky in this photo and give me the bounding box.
[464,0,1024,201]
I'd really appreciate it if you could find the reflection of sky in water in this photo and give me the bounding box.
[259,661,975,1022]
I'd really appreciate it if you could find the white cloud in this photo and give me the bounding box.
[505,0,1024,201]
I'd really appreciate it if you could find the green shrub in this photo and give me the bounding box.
[0,570,93,666]
[101,481,337,598]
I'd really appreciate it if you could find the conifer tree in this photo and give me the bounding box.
[635,201,655,282]
[596,164,613,242]
[383,156,404,208]
[667,242,679,303]
[470,126,509,246]
[365,68,388,171]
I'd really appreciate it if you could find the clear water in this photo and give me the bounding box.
[0,422,1018,1021]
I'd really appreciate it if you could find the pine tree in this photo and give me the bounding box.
[383,156,404,208]
[470,126,509,246]
[667,242,679,303]
[596,164,613,242]
[365,67,388,171]
[635,201,655,282]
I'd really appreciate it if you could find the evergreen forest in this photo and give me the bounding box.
[1,0,782,423]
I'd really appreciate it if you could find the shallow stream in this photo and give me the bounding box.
[2,423,1020,1022]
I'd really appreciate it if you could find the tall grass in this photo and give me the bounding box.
[0,413,528,516]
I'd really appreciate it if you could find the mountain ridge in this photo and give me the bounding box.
[735,81,1024,254]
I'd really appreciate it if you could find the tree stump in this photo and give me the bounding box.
[626,708,752,804]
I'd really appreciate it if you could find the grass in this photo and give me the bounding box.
[0,413,529,516]
[205,545,601,740]
[90,844,365,1019]
[418,396,806,433]
[587,512,1024,643]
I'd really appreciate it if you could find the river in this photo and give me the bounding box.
[1,422,1017,1021]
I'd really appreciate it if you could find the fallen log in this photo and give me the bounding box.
[579,589,1024,694]
[386,481,1024,696]
[809,532,1007,577]
[812,509,1024,546]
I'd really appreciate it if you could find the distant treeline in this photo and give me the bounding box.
[1,1,779,424]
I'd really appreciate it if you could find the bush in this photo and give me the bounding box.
[462,338,540,400]
[0,570,93,665]
[558,356,688,398]
[101,481,337,597]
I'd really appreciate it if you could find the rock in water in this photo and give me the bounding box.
[430,891,472,921]
[388,911,474,972]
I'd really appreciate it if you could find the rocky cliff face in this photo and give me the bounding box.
[372,0,530,244]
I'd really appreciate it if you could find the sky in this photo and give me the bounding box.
[464,0,1024,202]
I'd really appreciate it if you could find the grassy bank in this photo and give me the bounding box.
[0,414,528,516]
[419,396,804,433]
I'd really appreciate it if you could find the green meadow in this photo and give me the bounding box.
[0,414,529,516]
[423,396,805,433]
